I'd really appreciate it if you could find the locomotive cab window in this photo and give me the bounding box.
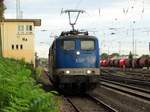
[81,40,95,50]
[62,40,75,50]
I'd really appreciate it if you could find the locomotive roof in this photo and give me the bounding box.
[57,30,98,40]
[58,35,97,39]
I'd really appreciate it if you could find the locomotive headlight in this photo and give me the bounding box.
[87,70,92,74]
[76,51,80,55]
[65,70,70,74]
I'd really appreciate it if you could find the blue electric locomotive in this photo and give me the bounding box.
[48,9,100,93]
[48,31,100,93]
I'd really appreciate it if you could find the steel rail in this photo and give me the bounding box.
[87,94,118,112]
[65,95,118,112]
[100,74,150,86]
[66,97,82,112]
[100,79,150,94]
[99,79,150,101]
[101,68,150,75]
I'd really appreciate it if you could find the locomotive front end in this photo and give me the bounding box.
[54,35,100,93]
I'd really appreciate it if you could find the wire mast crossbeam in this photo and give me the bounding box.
[61,9,85,31]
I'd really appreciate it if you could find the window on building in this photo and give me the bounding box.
[29,25,32,31]
[16,45,18,50]
[12,45,14,50]
[20,45,23,49]
[18,25,24,32]
[22,38,28,41]
[26,25,32,31]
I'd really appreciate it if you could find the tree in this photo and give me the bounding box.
[128,51,133,60]
[111,53,120,57]
[128,51,133,68]
[0,0,6,56]
[101,53,108,59]
[0,0,6,19]
[141,54,149,57]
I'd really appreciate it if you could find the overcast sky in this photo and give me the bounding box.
[4,0,150,57]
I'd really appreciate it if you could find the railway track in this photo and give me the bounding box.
[87,94,118,112]
[89,79,150,112]
[101,69,150,87]
[64,95,118,112]
[101,67,150,74]
[99,79,150,101]
[100,74,150,88]
[101,68,150,78]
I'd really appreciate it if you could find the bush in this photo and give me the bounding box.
[0,57,59,112]
[35,67,44,80]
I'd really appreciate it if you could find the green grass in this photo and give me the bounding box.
[0,57,59,112]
